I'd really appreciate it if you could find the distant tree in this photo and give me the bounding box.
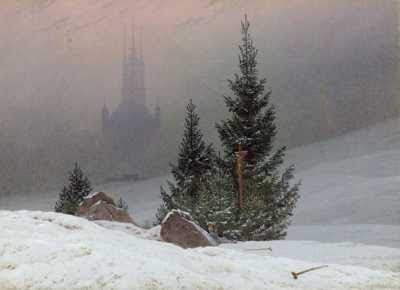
[116,197,129,212]
[214,15,300,240]
[55,162,93,215]
[155,100,214,223]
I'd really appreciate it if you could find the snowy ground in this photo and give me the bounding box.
[287,224,400,249]
[1,210,399,290]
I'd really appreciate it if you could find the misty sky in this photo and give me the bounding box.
[0,0,398,193]
[1,1,397,127]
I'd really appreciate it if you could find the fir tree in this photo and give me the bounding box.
[55,162,93,215]
[172,99,214,200]
[156,100,214,223]
[215,15,300,240]
[116,197,129,212]
[216,14,282,178]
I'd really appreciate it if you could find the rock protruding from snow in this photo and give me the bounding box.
[81,191,116,207]
[161,210,217,248]
[76,192,137,225]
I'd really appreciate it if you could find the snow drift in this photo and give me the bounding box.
[0,210,399,290]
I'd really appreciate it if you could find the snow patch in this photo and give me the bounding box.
[161,209,192,225]
[0,210,399,290]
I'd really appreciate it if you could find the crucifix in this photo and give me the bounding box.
[235,144,248,209]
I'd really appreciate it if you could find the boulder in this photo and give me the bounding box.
[78,192,116,210]
[76,192,137,225]
[160,210,217,248]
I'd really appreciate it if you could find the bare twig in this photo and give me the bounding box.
[244,247,272,252]
[291,265,328,280]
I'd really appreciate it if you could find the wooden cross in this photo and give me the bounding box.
[235,144,248,209]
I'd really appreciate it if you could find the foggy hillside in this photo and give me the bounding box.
[1,115,400,248]
[0,0,398,194]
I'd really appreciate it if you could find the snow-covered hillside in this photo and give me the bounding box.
[285,118,400,248]
[286,118,400,227]
[1,211,399,290]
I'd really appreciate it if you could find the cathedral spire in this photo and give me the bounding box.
[139,26,143,62]
[121,22,128,101]
[123,22,127,67]
[120,17,146,107]
[155,97,161,129]
[135,24,146,104]
[131,16,137,60]
[137,25,146,95]
[102,99,110,133]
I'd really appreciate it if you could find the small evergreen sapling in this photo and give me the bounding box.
[54,186,75,215]
[55,162,93,215]
[116,197,129,212]
[155,186,174,225]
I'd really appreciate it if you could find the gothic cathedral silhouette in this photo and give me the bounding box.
[102,20,161,166]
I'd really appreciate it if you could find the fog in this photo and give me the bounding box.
[0,0,398,194]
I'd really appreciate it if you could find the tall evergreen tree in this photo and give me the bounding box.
[215,15,300,240]
[55,162,93,215]
[156,100,214,223]
[216,14,283,179]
